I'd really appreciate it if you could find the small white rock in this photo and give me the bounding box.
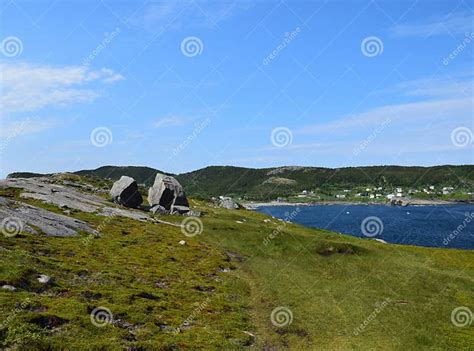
[374,238,388,244]
[263,219,271,223]
[2,285,17,291]
[236,220,244,224]
[37,274,51,284]
[179,240,186,245]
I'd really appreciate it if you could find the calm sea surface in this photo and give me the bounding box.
[256,204,474,249]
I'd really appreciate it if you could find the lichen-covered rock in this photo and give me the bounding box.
[148,174,189,214]
[215,196,239,210]
[0,197,98,237]
[110,176,142,208]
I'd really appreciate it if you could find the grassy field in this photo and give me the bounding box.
[0,185,473,349]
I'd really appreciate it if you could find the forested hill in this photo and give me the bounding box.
[7,165,474,200]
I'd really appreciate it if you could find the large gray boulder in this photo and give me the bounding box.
[110,176,142,208]
[148,174,189,214]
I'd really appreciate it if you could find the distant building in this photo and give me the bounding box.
[429,185,435,190]
[387,194,395,200]
[335,194,346,199]
[369,194,375,199]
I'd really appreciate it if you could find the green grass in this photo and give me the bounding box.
[1,187,473,350]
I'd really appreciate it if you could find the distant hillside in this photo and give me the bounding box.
[74,165,171,186]
[8,165,474,200]
[176,165,474,200]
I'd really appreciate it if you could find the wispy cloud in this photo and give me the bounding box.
[1,63,124,114]
[390,13,474,38]
[298,75,472,135]
[153,115,188,128]
[0,119,58,139]
[129,0,243,30]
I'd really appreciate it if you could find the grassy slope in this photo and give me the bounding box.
[0,186,473,349]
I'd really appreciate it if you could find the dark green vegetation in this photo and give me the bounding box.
[8,164,474,200]
[1,175,473,350]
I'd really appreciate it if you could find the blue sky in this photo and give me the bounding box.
[0,0,473,178]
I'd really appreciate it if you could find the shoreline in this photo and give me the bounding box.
[243,198,466,209]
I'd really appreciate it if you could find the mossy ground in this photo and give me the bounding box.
[1,184,473,350]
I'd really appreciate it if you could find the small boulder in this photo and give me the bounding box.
[110,176,142,208]
[37,274,51,284]
[2,284,17,291]
[148,174,189,214]
[215,196,239,210]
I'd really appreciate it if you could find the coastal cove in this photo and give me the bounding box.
[255,204,474,250]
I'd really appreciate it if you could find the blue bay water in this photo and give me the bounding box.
[256,204,474,250]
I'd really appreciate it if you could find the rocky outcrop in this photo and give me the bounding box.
[0,197,98,237]
[148,174,189,214]
[110,176,142,208]
[214,196,239,210]
[0,177,152,222]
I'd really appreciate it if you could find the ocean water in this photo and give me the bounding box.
[256,204,474,249]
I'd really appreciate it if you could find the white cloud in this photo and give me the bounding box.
[1,119,57,137]
[390,13,473,38]
[129,0,244,30]
[153,116,187,128]
[0,63,124,114]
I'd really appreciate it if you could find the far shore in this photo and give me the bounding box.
[243,198,467,209]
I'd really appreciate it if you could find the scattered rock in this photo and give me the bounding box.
[178,240,186,246]
[193,285,215,292]
[150,204,169,215]
[318,245,356,256]
[37,274,51,284]
[148,174,189,214]
[154,280,168,289]
[132,292,160,301]
[214,196,239,210]
[30,315,69,329]
[2,284,17,291]
[374,238,388,244]
[110,176,143,208]
[80,291,102,301]
[185,210,202,217]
